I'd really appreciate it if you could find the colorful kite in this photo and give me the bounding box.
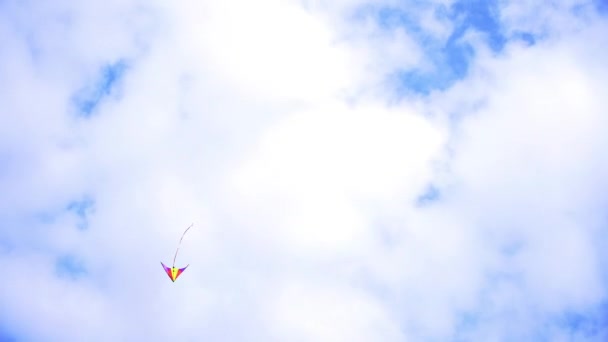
[161,223,193,282]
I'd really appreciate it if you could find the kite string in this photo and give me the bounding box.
[173,223,193,267]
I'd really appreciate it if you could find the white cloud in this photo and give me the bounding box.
[166,0,357,103]
[228,101,443,258]
[1,0,608,340]
[266,278,404,341]
[426,16,608,338]
[499,0,599,37]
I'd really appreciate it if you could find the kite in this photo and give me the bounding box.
[161,223,193,282]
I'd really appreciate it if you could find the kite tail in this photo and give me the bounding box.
[173,223,193,267]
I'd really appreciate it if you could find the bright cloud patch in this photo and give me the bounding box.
[230,102,443,256]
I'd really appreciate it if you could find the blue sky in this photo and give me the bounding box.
[73,60,129,117]
[1,0,608,341]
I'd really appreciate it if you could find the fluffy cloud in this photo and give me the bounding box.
[1,0,607,341]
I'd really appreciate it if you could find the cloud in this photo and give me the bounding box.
[228,101,443,258]
[1,0,607,340]
[423,14,608,339]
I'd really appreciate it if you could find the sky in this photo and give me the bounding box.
[1,0,607,341]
